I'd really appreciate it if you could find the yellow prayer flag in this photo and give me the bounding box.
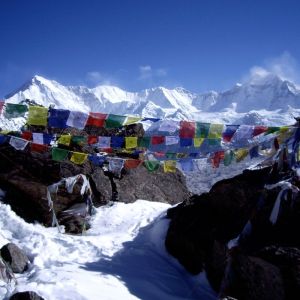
[193,137,204,147]
[125,137,138,149]
[58,134,71,146]
[27,106,48,126]
[124,116,142,125]
[234,148,248,162]
[208,124,224,139]
[70,152,88,165]
[163,160,177,173]
[277,126,292,144]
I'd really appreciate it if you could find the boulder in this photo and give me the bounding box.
[9,291,45,300]
[1,243,29,273]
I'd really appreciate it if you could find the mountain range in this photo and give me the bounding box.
[4,74,300,126]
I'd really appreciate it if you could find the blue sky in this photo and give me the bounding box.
[0,0,300,97]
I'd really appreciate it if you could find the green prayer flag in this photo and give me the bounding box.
[52,148,69,161]
[195,122,210,138]
[266,127,280,134]
[72,136,87,146]
[144,160,160,172]
[4,103,28,118]
[224,150,234,166]
[166,152,177,159]
[138,137,151,148]
[105,114,126,128]
[208,138,221,146]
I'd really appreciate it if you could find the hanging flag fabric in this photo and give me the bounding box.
[211,151,225,168]
[66,111,89,130]
[196,122,210,138]
[208,138,221,146]
[86,112,107,127]
[159,120,179,133]
[105,114,126,128]
[138,137,151,148]
[166,152,177,159]
[223,125,239,142]
[9,136,29,150]
[88,135,98,145]
[124,116,142,125]
[88,154,106,167]
[277,126,292,144]
[165,136,179,145]
[0,101,4,114]
[108,157,124,177]
[70,152,88,165]
[233,125,254,142]
[253,126,268,137]
[179,121,196,138]
[58,134,71,146]
[224,150,234,166]
[144,160,160,172]
[235,148,248,162]
[30,143,48,153]
[21,131,32,141]
[4,103,28,118]
[125,137,138,149]
[249,146,259,158]
[208,124,224,139]
[71,136,87,146]
[0,135,8,145]
[266,127,280,134]
[111,136,125,148]
[193,137,204,147]
[163,160,177,173]
[124,159,142,169]
[32,132,44,145]
[27,106,48,126]
[48,108,70,129]
[179,159,194,172]
[151,136,165,145]
[98,136,111,148]
[180,138,193,147]
[52,148,69,161]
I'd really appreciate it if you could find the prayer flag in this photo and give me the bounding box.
[86,112,107,127]
[52,148,69,161]
[32,133,44,145]
[71,136,87,146]
[108,157,124,177]
[151,136,165,145]
[141,117,160,122]
[125,137,138,149]
[70,152,88,164]
[4,103,28,118]
[9,136,29,150]
[98,136,111,148]
[165,152,177,159]
[208,124,224,139]
[88,135,98,145]
[223,125,239,142]
[224,150,234,166]
[233,125,254,141]
[159,120,179,133]
[27,106,48,126]
[30,143,48,153]
[266,127,280,134]
[105,114,126,128]
[165,136,179,145]
[88,154,106,167]
[249,146,259,159]
[211,151,225,168]
[21,131,32,141]
[193,137,204,147]
[208,138,221,146]
[196,122,210,138]
[179,159,194,172]
[48,108,70,129]
[253,126,268,137]
[235,148,248,162]
[124,116,142,125]
[138,137,151,148]
[66,111,89,129]
[58,135,71,146]
[163,160,177,173]
[179,121,196,138]
[111,136,125,148]
[124,159,141,169]
[180,138,192,147]
[144,160,160,172]
[0,135,8,144]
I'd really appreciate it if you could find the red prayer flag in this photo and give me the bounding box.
[86,113,107,127]
[21,131,32,141]
[30,143,49,153]
[211,151,225,168]
[88,135,98,145]
[253,126,268,137]
[151,136,165,145]
[124,159,141,169]
[179,121,196,138]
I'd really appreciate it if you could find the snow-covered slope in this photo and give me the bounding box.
[5,74,300,126]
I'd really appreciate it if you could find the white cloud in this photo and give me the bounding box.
[138,65,167,81]
[86,71,113,86]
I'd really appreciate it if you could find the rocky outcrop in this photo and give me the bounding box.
[1,243,29,273]
[165,166,300,300]
[9,291,45,300]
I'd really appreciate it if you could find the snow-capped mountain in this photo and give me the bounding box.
[4,74,300,126]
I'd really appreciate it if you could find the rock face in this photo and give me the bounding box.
[165,166,300,300]
[1,243,29,273]
[9,291,45,300]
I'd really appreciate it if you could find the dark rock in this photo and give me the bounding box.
[1,243,29,273]
[9,291,45,300]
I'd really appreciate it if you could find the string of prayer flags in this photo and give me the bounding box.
[105,114,126,128]
[124,116,142,125]
[163,160,177,173]
[9,136,29,150]
[98,136,111,148]
[27,106,48,126]
[0,101,4,114]
[70,152,88,165]
[193,137,204,147]
[124,159,142,169]
[58,134,72,146]
[66,111,89,130]
[165,136,179,146]
[234,148,249,162]
[179,121,196,138]
[144,160,160,172]
[151,136,165,145]
[125,137,138,149]
[86,112,107,127]
[48,108,70,129]
[52,148,69,161]
[208,124,224,139]
[196,122,210,138]
[223,125,239,142]
[4,103,28,118]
